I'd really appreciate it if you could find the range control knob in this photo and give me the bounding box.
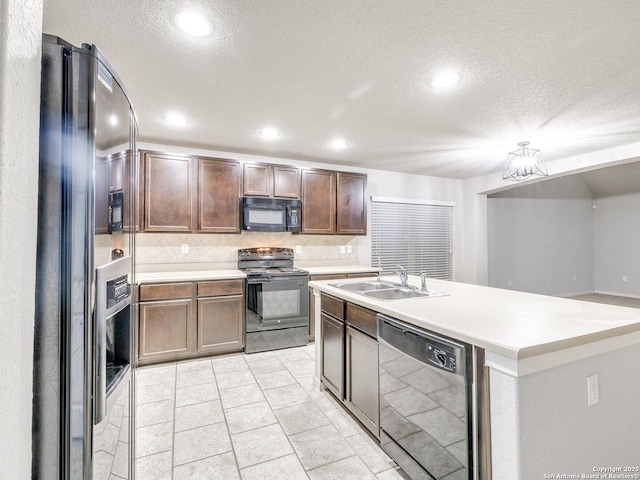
[435,351,447,367]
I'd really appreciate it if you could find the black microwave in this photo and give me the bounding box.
[242,197,301,233]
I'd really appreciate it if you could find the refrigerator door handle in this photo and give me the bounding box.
[94,286,107,424]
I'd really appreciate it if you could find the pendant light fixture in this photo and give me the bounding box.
[502,141,548,181]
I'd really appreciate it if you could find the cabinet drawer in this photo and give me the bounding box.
[321,293,344,320]
[139,282,193,301]
[197,279,244,297]
[346,302,377,338]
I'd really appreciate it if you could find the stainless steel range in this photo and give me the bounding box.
[238,247,310,353]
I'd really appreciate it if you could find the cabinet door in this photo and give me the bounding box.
[197,295,244,353]
[273,165,300,198]
[123,150,143,233]
[336,172,367,235]
[139,299,193,363]
[243,163,272,197]
[345,326,379,437]
[301,169,336,234]
[198,158,241,233]
[321,313,344,399]
[309,275,346,342]
[143,152,194,232]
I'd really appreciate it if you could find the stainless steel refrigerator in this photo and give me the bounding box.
[33,34,138,479]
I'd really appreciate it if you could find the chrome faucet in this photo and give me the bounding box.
[420,271,429,292]
[394,265,408,287]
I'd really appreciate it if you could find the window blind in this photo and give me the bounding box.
[371,198,453,280]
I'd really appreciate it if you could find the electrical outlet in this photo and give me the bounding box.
[340,246,346,254]
[587,374,599,406]
[181,243,189,254]
[347,245,352,254]
[573,275,577,281]
[508,280,512,287]
[623,275,628,282]
[295,245,301,254]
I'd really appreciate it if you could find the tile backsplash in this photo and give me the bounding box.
[135,232,360,266]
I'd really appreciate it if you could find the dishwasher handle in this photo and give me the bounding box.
[377,314,468,376]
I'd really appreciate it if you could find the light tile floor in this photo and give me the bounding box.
[135,344,410,479]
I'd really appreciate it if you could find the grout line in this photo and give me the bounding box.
[211,356,243,479]
[170,362,177,480]
[136,345,392,480]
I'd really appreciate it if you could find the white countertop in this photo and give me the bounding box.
[136,269,246,283]
[309,275,640,361]
[135,264,377,284]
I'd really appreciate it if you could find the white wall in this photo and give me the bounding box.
[0,0,43,476]
[594,192,640,297]
[463,142,640,286]
[490,343,640,477]
[487,176,595,296]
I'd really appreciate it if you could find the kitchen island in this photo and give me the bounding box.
[309,275,640,479]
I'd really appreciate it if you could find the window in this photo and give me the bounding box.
[371,197,454,280]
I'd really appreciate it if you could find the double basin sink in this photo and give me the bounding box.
[330,279,447,301]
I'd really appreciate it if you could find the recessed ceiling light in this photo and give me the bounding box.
[108,115,118,126]
[431,71,462,89]
[174,11,212,37]
[259,127,281,140]
[164,112,188,126]
[330,138,348,150]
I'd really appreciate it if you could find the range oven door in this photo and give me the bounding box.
[246,276,309,328]
[245,276,309,353]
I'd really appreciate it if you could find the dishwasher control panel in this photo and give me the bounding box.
[426,341,462,373]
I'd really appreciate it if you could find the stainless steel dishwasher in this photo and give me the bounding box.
[378,314,473,480]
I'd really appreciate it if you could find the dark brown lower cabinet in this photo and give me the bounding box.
[137,279,244,365]
[319,294,380,438]
[320,312,344,399]
[309,271,377,341]
[345,325,379,437]
[139,299,193,362]
[309,274,349,342]
[197,294,244,353]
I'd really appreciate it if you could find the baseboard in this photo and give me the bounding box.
[595,290,640,300]
[555,290,596,298]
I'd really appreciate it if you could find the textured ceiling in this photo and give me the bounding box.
[42,0,640,179]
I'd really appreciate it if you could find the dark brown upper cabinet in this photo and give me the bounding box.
[141,150,241,233]
[301,169,367,235]
[123,150,144,233]
[301,169,337,234]
[273,165,300,198]
[337,172,367,235]
[243,162,271,196]
[143,151,194,232]
[243,162,300,198]
[198,157,241,233]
